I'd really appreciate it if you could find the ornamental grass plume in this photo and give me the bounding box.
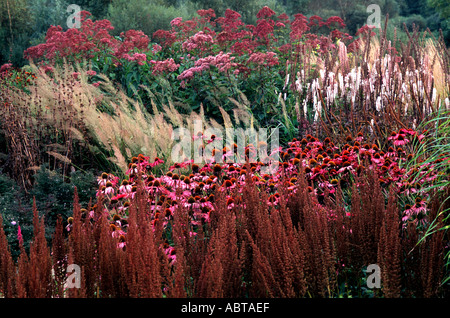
[197,203,242,297]
[27,199,53,298]
[51,216,68,298]
[418,187,448,297]
[377,187,402,298]
[0,215,15,297]
[124,179,163,297]
[2,61,233,179]
[349,169,385,268]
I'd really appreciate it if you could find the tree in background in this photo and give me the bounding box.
[0,0,32,66]
[106,0,197,37]
[70,0,112,18]
[27,0,70,44]
[428,0,450,43]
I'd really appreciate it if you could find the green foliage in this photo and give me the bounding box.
[107,0,196,37]
[27,0,70,39]
[0,0,33,66]
[0,166,98,259]
[70,0,112,18]
[428,0,450,19]
[30,165,97,229]
[0,172,32,259]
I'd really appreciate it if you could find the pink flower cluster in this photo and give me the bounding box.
[177,52,238,83]
[290,13,310,41]
[114,30,150,59]
[122,52,147,65]
[182,31,216,53]
[23,11,150,65]
[247,51,278,67]
[0,63,12,74]
[152,44,162,54]
[150,58,180,76]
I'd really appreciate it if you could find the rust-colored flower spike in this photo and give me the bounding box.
[223,179,233,188]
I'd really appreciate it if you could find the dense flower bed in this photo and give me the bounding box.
[0,5,448,299]
[85,128,444,258]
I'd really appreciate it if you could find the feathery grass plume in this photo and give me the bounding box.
[0,215,15,297]
[125,178,162,297]
[97,213,128,297]
[51,216,67,298]
[67,187,96,297]
[349,169,384,268]
[377,187,402,298]
[26,198,53,297]
[4,61,234,175]
[197,207,242,297]
[418,187,447,297]
[166,246,187,298]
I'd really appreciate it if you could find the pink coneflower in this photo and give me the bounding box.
[119,180,132,194]
[104,182,114,196]
[98,172,109,187]
[149,157,164,168]
[169,159,193,171]
[402,198,428,227]
[394,134,409,146]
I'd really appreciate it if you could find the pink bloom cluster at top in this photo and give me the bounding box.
[256,6,276,19]
[0,63,12,74]
[150,58,180,75]
[177,52,238,82]
[247,51,278,67]
[182,31,216,53]
[23,11,150,65]
[122,52,147,65]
